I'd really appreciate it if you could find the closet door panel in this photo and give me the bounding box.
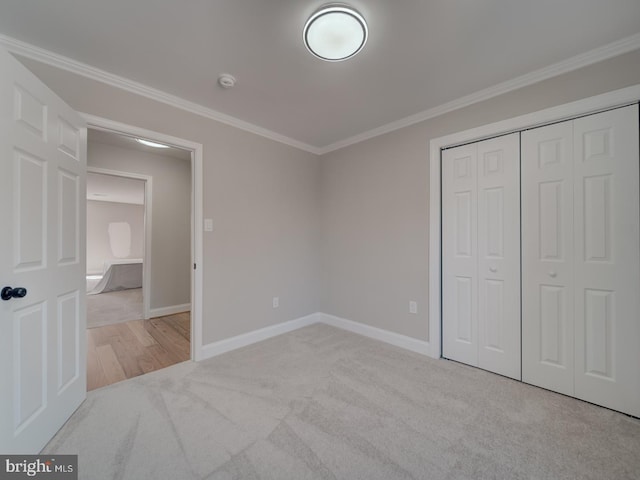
[442,144,478,366]
[573,105,640,417]
[522,121,575,395]
[477,133,521,380]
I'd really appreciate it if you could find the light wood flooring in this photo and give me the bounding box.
[87,312,190,391]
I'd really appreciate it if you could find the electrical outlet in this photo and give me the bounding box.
[272,297,279,308]
[204,218,213,232]
[409,301,418,314]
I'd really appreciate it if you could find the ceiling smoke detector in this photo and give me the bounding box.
[218,73,236,89]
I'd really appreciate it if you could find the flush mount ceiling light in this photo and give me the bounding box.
[303,4,368,62]
[136,138,170,148]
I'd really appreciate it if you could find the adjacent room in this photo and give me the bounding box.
[0,1,639,479]
[86,171,146,328]
[86,129,193,390]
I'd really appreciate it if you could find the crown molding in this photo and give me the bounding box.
[0,33,323,155]
[317,32,640,154]
[1,31,639,156]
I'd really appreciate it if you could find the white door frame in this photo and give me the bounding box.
[428,84,640,360]
[87,167,153,320]
[82,113,205,362]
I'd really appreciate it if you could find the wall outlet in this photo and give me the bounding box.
[272,297,279,308]
[204,218,213,232]
[409,301,418,314]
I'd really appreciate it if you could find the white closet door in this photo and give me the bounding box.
[523,105,640,417]
[477,134,521,380]
[443,134,520,378]
[573,105,640,417]
[522,121,575,395]
[442,143,479,367]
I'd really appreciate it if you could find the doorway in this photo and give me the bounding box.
[84,126,196,390]
[0,46,205,453]
[86,170,148,326]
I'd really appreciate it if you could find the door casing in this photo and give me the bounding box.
[83,114,205,362]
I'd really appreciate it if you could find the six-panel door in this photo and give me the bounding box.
[522,105,640,417]
[0,46,87,453]
[442,133,521,380]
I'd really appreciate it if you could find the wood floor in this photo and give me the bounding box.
[87,312,190,391]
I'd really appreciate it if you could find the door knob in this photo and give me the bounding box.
[1,286,27,301]
[489,266,497,273]
[548,271,557,278]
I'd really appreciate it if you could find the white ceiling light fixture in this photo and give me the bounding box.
[303,3,368,62]
[136,138,170,148]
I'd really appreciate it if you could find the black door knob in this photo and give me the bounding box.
[1,286,27,301]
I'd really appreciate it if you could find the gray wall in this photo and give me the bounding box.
[320,49,640,342]
[86,200,145,274]
[18,48,640,346]
[88,141,191,311]
[18,56,322,345]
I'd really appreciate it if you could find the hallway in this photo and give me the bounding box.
[87,312,190,391]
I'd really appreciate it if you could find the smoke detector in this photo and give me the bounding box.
[218,73,236,89]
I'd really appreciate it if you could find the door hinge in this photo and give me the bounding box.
[194,263,196,270]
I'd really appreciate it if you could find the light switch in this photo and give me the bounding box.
[409,301,418,314]
[204,218,213,232]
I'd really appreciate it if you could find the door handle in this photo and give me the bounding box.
[489,266,497,273]
[548,271,557,278]
[1,286,27,301]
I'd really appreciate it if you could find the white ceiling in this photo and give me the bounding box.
[0,1,639,151]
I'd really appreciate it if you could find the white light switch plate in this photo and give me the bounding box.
[409,301,418,314]
[204,218,213,232]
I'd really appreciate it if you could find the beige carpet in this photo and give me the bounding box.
[86,288,143,329]
[44,324,640,479]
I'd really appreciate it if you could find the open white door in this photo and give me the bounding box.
[0,47,87,453]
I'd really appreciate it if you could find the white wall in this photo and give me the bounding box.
[87,140,191,311]
[319,49,640,342]
[18,56,322,345]
[86,200,144,274]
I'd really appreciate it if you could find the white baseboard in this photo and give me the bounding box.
[149,303,191,318]
[199,313,320,360]
[197,311,434,362]
[318,313,432,356]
